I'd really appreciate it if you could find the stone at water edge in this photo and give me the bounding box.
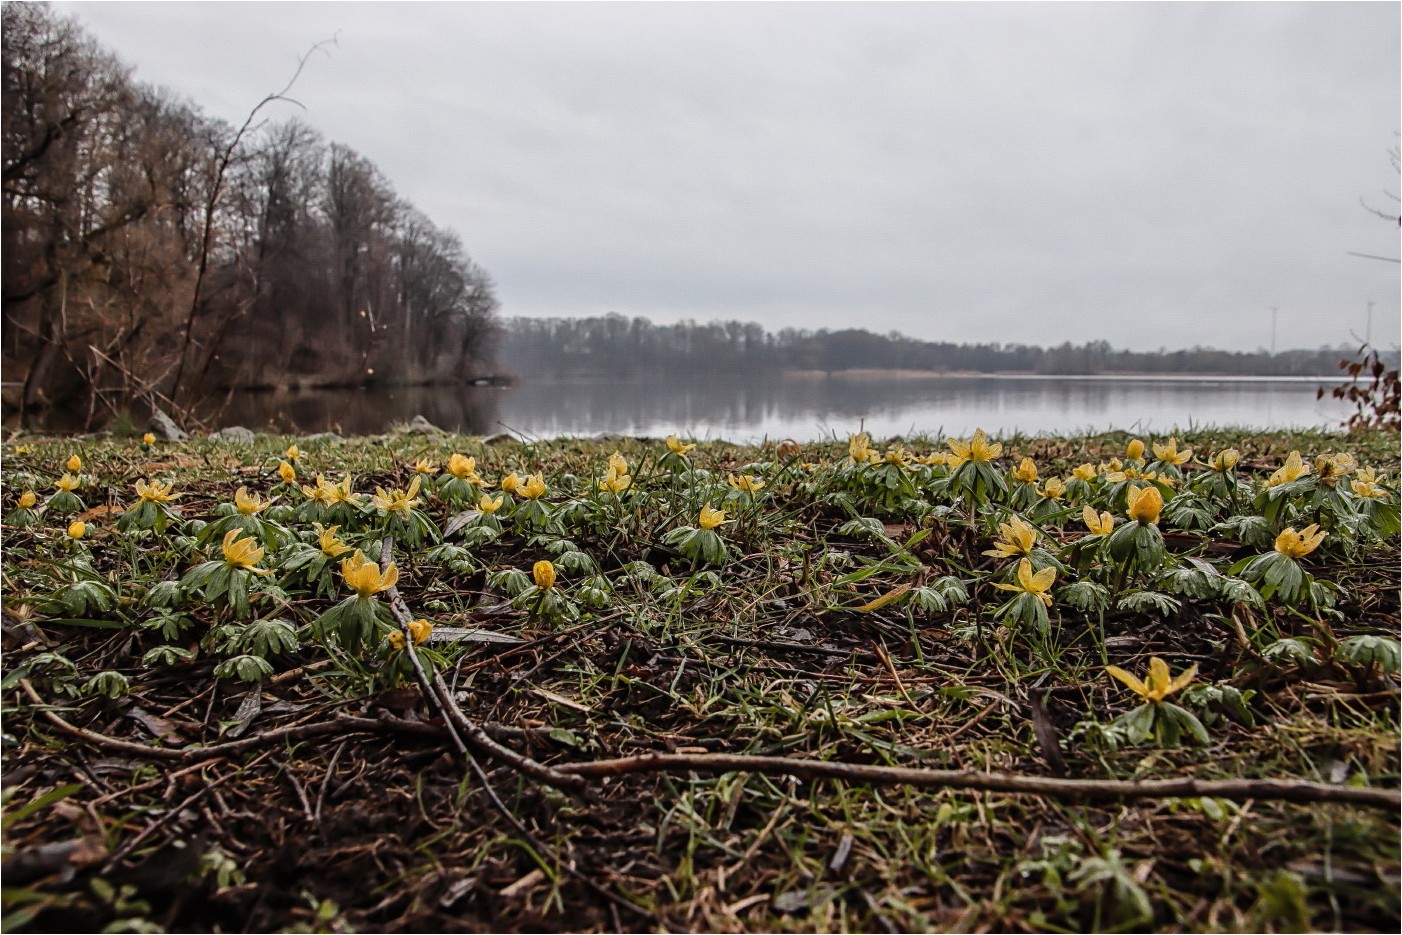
[210,426,257,444]
[404,415,443,435]
[147,408,188,441]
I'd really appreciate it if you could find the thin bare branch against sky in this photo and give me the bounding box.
[56,1,1402,352]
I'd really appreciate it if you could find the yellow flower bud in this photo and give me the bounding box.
[533,560,556,590]
[66,454,82,473]
[666,435,695,456]
[447,453,478,480]
[1126,485,1163,525]
[478,493,503,513]
[1012,458,1038,484]
[1125,439,1145,461]
[407,619,433,645]
[17,490,37,509]
[67,520,86,539]
[1210,449,1240,471]
[142,433,156,446]
[278,461,297,483]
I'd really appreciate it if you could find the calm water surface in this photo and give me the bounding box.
[211,373,1352,442]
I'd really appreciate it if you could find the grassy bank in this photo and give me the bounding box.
[2,426,1398,932]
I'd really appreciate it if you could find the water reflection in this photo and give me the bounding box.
[208,373,1349,441]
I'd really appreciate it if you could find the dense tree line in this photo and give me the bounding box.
[2,3,498,427]
[500,315,1388,379]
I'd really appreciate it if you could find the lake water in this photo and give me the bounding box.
[207,373,1355,442]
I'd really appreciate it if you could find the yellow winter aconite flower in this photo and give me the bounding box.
[1151,437,1192,466]
[1072,463,1098,481]
[848,432,877,464]
[234,487,268,515]
[1039,478,1066,501]
[1126,485,1163,525]
[478,493,503,513]
[533,560,557,590]
[372,476,422,514]
[407,618,433,645]
[947,428,1002,464]
[599,468,632,494]
[1315,452,1357,486]
[1106,657,1196,704]
[519,473,547,500]
[341,549,397,596]
[1083,506,1115,536]
[698,504,728,530]
[55,473,80,492]
[1265,450,1308,487]
[1274,524,1325,559]
[447,453,478,480]
[1012,458,1038,484]
[222,530,271,575]
[301,474,336,506]
[135,479,179,502]
[387,630,405,650]
[17,491,37,509]
[1352,478,1386,499]
[66,454,82,473]
[329,475,361,506]
[412,457,439,475]
[993,558,1056,607]
[666,435,695,456]
[1209,449,1240,471]
[727,473,765,492]
[284,445,300,462]
[67,521,86,539]
[314,523,351,558]
[984,515,1038,558]
[921,451,952,467]
[500,472,523,494]
[142,432,156,445]
[278,460,297,483]
[1125,439,1145,461]
[608,452,629,476]
[883,446,911,467]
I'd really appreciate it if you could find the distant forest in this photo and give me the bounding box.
[2,3,498,426]
[500,315,1387,378]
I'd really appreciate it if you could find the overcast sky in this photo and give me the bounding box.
[57,1,1400,353]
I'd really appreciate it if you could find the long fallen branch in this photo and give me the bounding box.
[556,752,1400,811]
[21,677,1397,811]
[18,678,442,762]
[376,536,584,792]
[376,536,650,923]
